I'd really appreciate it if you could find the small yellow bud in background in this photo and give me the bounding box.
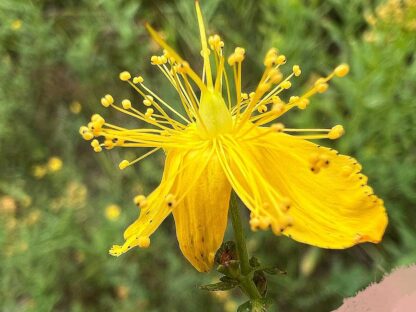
[105,204,121,221]
[32,165,47,179]
[119,160,130,170]
[334,64,350,77]
[11,19,22,31]
[47,157,63,172]
[119,71,131,81]
[69,101,82,114]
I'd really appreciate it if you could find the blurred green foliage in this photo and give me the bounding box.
[1,0,415,311]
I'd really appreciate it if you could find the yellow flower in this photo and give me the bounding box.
[105,204,121,221]
[69,101,82,114]
[11,19,22,31]
[32,165,47,179]
[81,2,387,272]
[47,156,63,172]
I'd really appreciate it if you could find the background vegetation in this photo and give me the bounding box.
[1,0,415,311]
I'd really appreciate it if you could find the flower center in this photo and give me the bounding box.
[197,91,233,137]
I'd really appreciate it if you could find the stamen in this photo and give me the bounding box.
[118,147,161,170]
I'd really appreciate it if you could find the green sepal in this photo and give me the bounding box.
[199,280,239,292]
[261,266,286,275]
[253,270,267,297]
[217,259,240,277]
[249,256,261,268]
[237,298,273,312]
[215,241,237,265]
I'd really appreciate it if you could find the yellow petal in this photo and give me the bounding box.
[172,147,231,272]
[218,131,387,249]
[109,150,183,257]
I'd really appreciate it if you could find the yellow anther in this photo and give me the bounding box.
[101,94,114,107]
[165,194,176,208]
[271,223,283,235]
[297,98,310,109]
[104,138,115,150]
[277,55,286,65]
[328,125,345,139]
[176,61,190,74]
[271,123,285,132]
[79,126,94,140]
[133,195,147,206]
[265,48,278,59]
[91,114,101,122]
[137,236,151,248]
[249,92,256,98]
[105,94,114,104]
[122,99,132,110]
[145,108,154,119]
[281,81,292,89]
[272,102,285,113]
[133,76,144,84]
[249,217,260,231]
[235,47,245,56]
[316,83,328,93]
[143,95,154,106]
[293,65,301,76]
[150,55,158,64]
[208,34,224,52]
[119,71,131,81]
[91,139,100,148]
[258,217,271,230]
[264,55,278,68]
[227,54,236,66]
[93,146,102,153]
[241,93,248,100]
[101,97,110,107]
[289,96,299,104]
[258,104,268,113]
[271,95,283,105]
[334,64,350,77]
[79,126,89,135]
[118,160,130,170]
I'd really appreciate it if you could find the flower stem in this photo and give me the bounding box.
[229,192,262,300]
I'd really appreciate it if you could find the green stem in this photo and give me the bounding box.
[229,192,262,300]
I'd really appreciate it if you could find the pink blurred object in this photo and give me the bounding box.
[334,265,416,312]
